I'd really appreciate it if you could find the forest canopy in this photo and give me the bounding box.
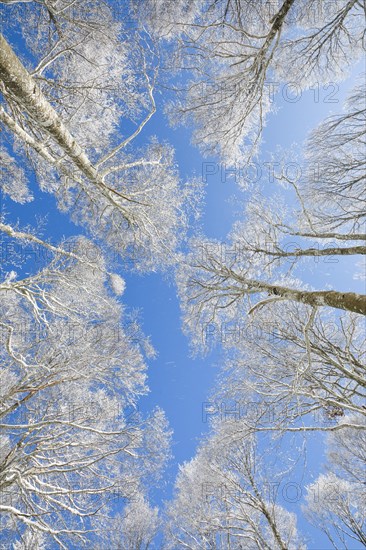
[0,0,365,548]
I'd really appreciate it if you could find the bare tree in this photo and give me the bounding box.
[0,0,201,271]
[0,245,171,548]
[176,84,366,353]
[213,303,366,434]
[302,78,366,236]
[177,236,365,354]
[164,421,305,549]
[136,0,365,163]
[175,81,365,439]
[103,491,161,550]
[305,415,366,548]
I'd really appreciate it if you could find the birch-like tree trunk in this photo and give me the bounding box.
[230,273,366,315]
[0,33,102,185]
[0,3,200,271]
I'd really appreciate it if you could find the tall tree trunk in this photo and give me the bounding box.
[0,33,99,184]
[226,270,366,315]
[248,279,366,315]
[257,246,366,257]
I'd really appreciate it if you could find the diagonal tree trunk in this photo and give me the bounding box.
[254,245,366,257]
[0,33,139,223]
[226,270,366,315]
[0,33,100,185]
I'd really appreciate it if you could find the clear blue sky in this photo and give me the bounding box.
[122,60,364,548]
[1,24,363,545]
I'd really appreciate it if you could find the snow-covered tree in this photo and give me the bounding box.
[177,232,364,357]
[165,420,306,549]
[0,243,171,548]
[305,415,366,548]
[11,528,46,550]
[213,303,365,434]
[103,492,160,550]
[119,494,160,550]
[302,77,366,236]
[0,0,201,271]
[175,81,365,439]
[136,0,365,163]
[177,84,365,354]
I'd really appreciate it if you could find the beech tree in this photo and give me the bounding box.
[302,78,366,236]
[305,415,366,548]
[1,1,364,548]
[232,77,366,244]
[118,495,160,550]
[136,0,365,163]
[0,0,200,271]
[102,492,160,550]
[0,3,177,546]
[177,83,366,354]
[0,242,171,548]
[176,81,365,443]
[11,529,46,550]
[214,303,366,434]
[177,195,365,433]
[177,231,365,357]
[165,420,305,549]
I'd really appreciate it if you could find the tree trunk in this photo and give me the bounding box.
[248,279,366,315]
[0,33,99,184]
[259,246,366,257]
[228,272,366,314]
[291,231,366,242]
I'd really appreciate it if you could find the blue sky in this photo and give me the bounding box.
[1,24,364,546]
[122,60,364,548]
